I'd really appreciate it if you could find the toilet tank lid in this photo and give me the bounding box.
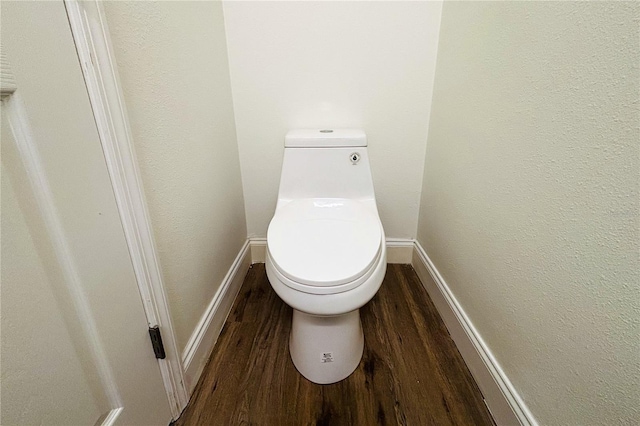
[285,129,367,148]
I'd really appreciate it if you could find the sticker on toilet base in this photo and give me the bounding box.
[321,352,334,363]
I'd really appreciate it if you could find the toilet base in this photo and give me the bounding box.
[289,309,364,384]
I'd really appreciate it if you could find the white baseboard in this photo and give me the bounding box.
[181,240,251,394]
[183,237,534,425]
[412,241,536,426]
[250,237,267,263]
[385,238,414,263]
[248,237,414,264]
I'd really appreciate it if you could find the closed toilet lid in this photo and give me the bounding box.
[267,198,382,287]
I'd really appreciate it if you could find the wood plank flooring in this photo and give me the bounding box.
[175,264,494,426]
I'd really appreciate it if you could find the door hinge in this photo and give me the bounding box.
[148,326,166,359]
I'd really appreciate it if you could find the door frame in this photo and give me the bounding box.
[64,0,188,417]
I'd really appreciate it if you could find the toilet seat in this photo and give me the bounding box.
[267,198,382,295]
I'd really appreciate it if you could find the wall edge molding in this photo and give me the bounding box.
[181,240,251,394]
[99,408,123,426]
[64,0,188,416]
[411,240,537,426]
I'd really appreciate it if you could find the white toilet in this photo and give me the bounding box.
[266,129,386,384]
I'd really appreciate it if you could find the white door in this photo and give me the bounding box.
[1,1,172,425]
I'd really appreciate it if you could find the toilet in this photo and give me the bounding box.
[266,129,386,384]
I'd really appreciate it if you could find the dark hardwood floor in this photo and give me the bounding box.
[175,263,494,426]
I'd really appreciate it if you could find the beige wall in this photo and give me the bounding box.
[223,0,442,239]
[417,2,639,424]
[104,1,246,352]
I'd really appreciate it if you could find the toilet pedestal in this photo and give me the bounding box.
[289,309,364,385]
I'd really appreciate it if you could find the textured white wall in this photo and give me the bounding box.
[104,2,247,352]
[417,2,639,424]
[223,0,442,238]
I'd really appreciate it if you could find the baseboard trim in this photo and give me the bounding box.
[197,237,534,425]
[385,238,414,263]
[412,241,536,426]
[248,237,414,264]
[249,237,267,263]
[181,240,251,393]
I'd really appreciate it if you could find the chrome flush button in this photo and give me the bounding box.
[350,152,360,165]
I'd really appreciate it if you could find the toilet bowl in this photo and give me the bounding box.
[266,129,386,384]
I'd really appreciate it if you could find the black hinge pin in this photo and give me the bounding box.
[148,326,166,359]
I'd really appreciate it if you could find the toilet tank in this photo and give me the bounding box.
[276,129,377,204]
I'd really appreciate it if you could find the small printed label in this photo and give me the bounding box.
[321,352,334,363]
